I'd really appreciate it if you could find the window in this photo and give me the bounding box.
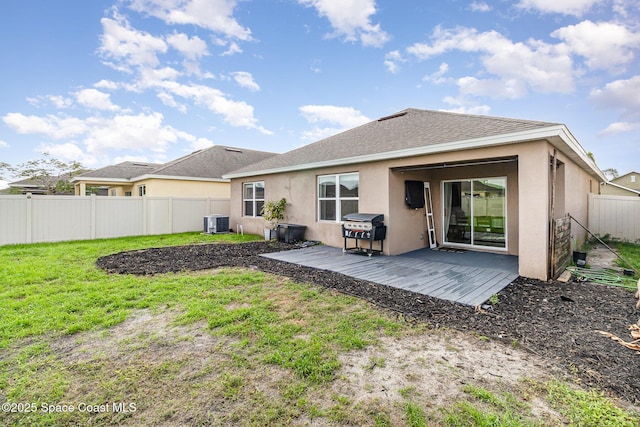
[443,177,507,249]
[631,175,636,183]
[110,189,117,196]
[138,185,146,196]
[318,173,359,221]
[243,181,264,217]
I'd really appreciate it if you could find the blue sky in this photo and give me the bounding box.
[1,0,639,187]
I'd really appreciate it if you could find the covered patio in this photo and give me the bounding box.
[261,245,519,306]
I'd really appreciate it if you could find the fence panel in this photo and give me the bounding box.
[588,194,640,242]
[32,196,92,243]
[0,194,231,245]
[95,197,145,239]
[0,197,28,245]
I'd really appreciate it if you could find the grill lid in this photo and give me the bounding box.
[342,213,384,223]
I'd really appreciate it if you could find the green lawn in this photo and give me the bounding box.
[0,233,637,426]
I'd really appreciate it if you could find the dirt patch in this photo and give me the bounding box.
[586,243,621,270]
[97,241,640,405]
[331,330,561,409]
[42,310,565,425]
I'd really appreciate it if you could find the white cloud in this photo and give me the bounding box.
[231,71,260,91]
[99,12,168,72]
[150,80,271,133]
[591,75,640,135]
[190,138,215,151]
[37,143,96,165]
[298,0,390,47]
[469,1,491,12]
[2,111,208,159]
[75,89,121,111]
[0,140,9,148]
[590,75,640,112]
[422,62,450,84]
[128,0,252,40]
[299,105,370,141]
[27,95,73,109]
[407,26,574,99]
[157,92,188,113]
[3,113,87,139]
[94,79,119,90]
[384,50,404,73]
[0,180,8,190]
[166,32,209,60]
[82,113,183,154]
[516,0,603,16]
[598,121,640,136]
[591,75,640,112]
[552,20,640,72]
[300,105,370,128]
[441,97,491,115]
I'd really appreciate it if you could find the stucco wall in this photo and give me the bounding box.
[554,149,599,251]
[135,179,230,198]
[230,139,600,281]
[600,183,639,197]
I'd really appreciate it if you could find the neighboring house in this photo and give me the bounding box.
[601,171,640,197]
[72,145,276,198]
[224,108,605,281]
[8,172,106,195]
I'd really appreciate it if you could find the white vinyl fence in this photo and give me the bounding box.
[588,193,640,242]
[0,194,230,245]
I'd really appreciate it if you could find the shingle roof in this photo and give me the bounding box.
[149,145,276,179]
[227,108,560,176]
[74,145,276,182]
[76,162,161,180]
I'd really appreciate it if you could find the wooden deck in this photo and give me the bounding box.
[261,245,519,306]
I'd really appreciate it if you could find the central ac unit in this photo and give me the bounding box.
[203,215,230,234]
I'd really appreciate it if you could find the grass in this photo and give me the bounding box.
[1,233,638,426]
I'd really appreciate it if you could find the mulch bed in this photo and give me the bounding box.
[96,241,640,405]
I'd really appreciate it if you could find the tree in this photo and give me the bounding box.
[2,153,86,195]
[602,167,619,181]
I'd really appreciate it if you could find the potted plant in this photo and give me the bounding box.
[260,198,287,240]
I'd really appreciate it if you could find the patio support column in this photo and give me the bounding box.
[517,142,550,280]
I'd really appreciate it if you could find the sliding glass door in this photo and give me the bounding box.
[443,178,506,249]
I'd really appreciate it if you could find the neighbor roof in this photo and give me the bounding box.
[75,162,161,180]
[146,145,277,180]
[224,108,604,181]
[73,145,276,183]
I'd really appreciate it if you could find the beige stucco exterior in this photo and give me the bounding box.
[75,178,230,198]
[600,172,640,197]
[230,139,600,281]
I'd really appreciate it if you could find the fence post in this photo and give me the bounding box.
[90,194,97,239]
[168,196,173,234]
[25,193,32,244]
[142,195,148,236]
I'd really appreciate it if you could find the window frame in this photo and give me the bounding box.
[441,176,508,251]
[138,185,146,196]
[317,172,359,222]
[243,181,265,217]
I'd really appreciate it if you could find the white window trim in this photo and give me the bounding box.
[138,185,146,196]
[317,172,359,222]
[243,181,264,217]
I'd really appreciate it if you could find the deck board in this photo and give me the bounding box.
[261,245,518,306]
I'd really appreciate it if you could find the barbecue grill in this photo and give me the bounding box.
[342,213,386,256]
